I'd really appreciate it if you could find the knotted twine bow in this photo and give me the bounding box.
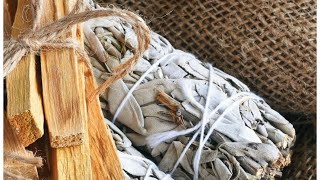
[4,0,150,179]
[3,0,151,100]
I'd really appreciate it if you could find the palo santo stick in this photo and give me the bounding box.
[84,68,124,179]
[4,0,12,39]
[39,0,85,148]
[6,0,44,147]
[50,62,92,179]
[4,0,18,39]
[39,0,92,179]
[5,0,17,23]
[4,112,39,179]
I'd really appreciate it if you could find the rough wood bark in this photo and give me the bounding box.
[40,0,85,148]
[6,0,44,147]
[84,67,124,180]
[4,113,39,179]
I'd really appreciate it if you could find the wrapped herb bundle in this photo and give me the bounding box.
[106,119,172,180]
[85,3,295,179]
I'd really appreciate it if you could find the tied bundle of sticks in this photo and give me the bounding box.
[86,2,296,180]
[3,0,150,179]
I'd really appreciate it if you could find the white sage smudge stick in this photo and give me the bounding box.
[85,2,295,179]
[105,119,173,180]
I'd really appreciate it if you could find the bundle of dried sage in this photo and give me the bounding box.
[106,119,172,180]
[84,2,295,179]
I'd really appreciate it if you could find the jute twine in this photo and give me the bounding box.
[4,152,43,179]
[3,0,150,178]
[3,0,150,100]
[4,152,43,167]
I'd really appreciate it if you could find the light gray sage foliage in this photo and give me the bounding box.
[84,3,295,180]
[106,119,172,180]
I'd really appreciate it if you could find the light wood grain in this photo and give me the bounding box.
[4,0,12,39]
[6,0,44,147]
[84,67,124,180]
[50,62,92,180]
[4,113,39,179]
[39,0,93,179]
[40,0,85,148]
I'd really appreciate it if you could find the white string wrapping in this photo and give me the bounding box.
[110,49,263,180]
[86,5,295,179]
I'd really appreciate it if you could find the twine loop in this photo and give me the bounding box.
[4,0,151,179]
[20,37,42,51]
[3,0,151,100]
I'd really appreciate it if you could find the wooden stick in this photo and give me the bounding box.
[5,0,17,25]
[4,0,12,39]
[237,156,263,177]
[6,0,44,147]
[4,0,17,39]
[156,88,185,125]
[40,0,85,148]
[39,0,92,179]
[4,112,39,179]
[50,62,92,179]
[84,68,124,179]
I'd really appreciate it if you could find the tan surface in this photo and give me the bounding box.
[6,0,44,147]
[39,0,85,148]
[39,0,92,179]
[4,113,39,179]
[85,66,124,180]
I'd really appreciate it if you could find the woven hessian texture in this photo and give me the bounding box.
[102,0,316,113]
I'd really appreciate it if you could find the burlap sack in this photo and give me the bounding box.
[103,0,316,113]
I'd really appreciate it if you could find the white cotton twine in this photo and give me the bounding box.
[111,51,263,180]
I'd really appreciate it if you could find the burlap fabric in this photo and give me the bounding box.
[101,0,316,114]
